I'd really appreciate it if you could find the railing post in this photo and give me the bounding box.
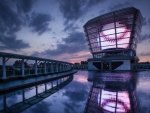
[35,60,37,75]
[22,59,24,77]
[2,57,6,79]
[44,61,46,74]
[56,62,58,73]
[51,62,53,73]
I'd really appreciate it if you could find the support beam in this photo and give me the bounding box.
[2,57,6,79]
[22,59,24,77]
[56,62,58,73]
[35,60,37,75]
[22,89,25,102]
[51,62,53,73]
[44,61,47,74]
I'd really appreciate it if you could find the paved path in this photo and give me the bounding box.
[0,70,77,91]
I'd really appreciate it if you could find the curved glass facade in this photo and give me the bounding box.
[84,7,142,58]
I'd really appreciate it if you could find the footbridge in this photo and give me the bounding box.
[0,52,73,79]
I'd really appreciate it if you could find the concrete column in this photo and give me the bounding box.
[35,60,37,75]
[22,89,25,102]
[45,83,47,91]
[51,82,53,88]
[63,64,65,71]
[36,85,38,96]
[59,64,62,72]
[22,59,24,77]
[44,61,46,74]
[56,62,58,73]
[51,62,53,73]
[2,57,6,79]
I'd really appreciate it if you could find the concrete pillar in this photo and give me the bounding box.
[44,61,46,74]
[51,82,53,88]
[63,64,65,71]
[2,57,6,79]
[45,83,47,91]
[35,60,37,75]
[59,64,62,72]
[56,62,58,73]
[22,59,24,77]
[22,89,25,102]
[51,62,53,73]
[36,85,38,96]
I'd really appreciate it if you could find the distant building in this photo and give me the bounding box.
[73,61,88,70]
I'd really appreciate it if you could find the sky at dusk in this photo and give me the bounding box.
[0,0,150,64]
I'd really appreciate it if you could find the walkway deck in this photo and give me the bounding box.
[0,70,77,93]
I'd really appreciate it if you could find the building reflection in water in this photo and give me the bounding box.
[0,75,73,113]
[85,72,140,113]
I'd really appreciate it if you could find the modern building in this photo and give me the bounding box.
[83,7,142,71]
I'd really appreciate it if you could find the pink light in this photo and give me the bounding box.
[99,22,130,50]
[100,28,128,42]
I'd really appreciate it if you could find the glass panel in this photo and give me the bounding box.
[91,42,100,48]
[92,48,101,52]
[87,27,98,34]
[90,38,99,43]
[100,23,115,31]
[88,33,99,39]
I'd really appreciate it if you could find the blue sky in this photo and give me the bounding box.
[0,0,150,63]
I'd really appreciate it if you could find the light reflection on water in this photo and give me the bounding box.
[0,71,150,113]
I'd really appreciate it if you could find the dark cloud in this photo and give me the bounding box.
[63,101,78,113]
[0,35,30,50]
[58,0,104,25]
[43,32,88,56]
[139,34,150,42]
[0,1,30,50]
[148,18,150,26]
[0,1,22,34]
[16,0,36,14]
[63,89,88,102]
[59,0,85,24]
[63,80,89,102]
[25,101,51,113]
[29,13,52,35]
[142,17,147,26]
[108,2,131,11]
[64,23,79,32]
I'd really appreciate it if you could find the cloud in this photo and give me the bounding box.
[0,1,30,50]
[0,35,30,50]
[58,0,105,25]
[108,2,131,11]
[139,34,150,42]
[63,23,79,32]
[148,18,150,26]
[26,101,51,113]
[43,32,88,56]
[16,0,36,14]
[142,17,147,26]
[29,13,52,35]
[63,102,78,113]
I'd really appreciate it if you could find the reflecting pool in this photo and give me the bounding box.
[0,71,150,113]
